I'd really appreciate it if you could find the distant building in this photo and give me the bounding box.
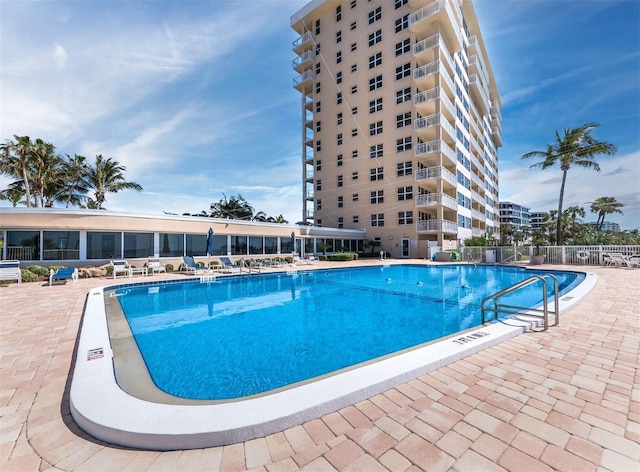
[499,202,530,231]
[291,0,502,258]
[587,221,620,232]
[530,211,546,231]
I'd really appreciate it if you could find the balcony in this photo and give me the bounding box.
[471,209,486,222]
[415,113,456,143]
[414,60,455,92]
[292,31,313,54]
[413,33,455,75]
[416,219,458,234]
[414,86,456,120]
[293,50,314,72]
[293,70,315,91]
[416,193,458,210]
[415,165,457,187]
[491,127,502,147]
[409,0,464,52]
[469,74,490,115]
[415,139,456,166]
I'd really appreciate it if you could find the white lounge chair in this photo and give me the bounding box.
[147,257,166,274]
[111,260,131,278]
[603,253,632,268]
[0,260,21,284]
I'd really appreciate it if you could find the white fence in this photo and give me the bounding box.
[460,245,640,266]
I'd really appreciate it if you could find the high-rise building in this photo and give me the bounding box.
[499,201,531,231]
[291,0,502,258]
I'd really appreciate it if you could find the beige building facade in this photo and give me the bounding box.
[292,0,502,258]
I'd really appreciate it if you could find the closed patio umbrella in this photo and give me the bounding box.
[206,227,215,267]
[290,232,295,256]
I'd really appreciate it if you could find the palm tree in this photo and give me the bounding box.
[522,123,617,245]
[589,196,625,231]
[30,139,62,207]
[86,155,142,209]
[62,154,90,207]
[210,194,254,220]
[0,135,38,207]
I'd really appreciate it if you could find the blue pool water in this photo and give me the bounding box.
[113,265,583,400]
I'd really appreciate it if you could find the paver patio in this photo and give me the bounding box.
[1,262,638,471]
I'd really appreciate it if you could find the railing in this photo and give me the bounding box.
[415,165,457,187]
[481,274,559,331]
[416,219,458,233]
[293,70,315,87]
[415,193,457,210]
[410,1,464,50]
[292,50,314,68]
[6,246,34,261]
[292,31,312,50]
[415,139,456,164]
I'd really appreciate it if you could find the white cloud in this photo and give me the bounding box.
[53,43,67,69]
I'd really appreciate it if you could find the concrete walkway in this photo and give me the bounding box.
[1,263,638,471]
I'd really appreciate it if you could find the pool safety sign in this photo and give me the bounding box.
[452,331,489,346]
[87,348,104,361]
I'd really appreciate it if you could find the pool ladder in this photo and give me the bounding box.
[481,274,559,331]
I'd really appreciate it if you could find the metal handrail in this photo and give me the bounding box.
[481,274,559,331]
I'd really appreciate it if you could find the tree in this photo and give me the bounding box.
[210,194,254,220]
[589,196,625,231]
[0,135,38,207]
[522,123,617,245]
[61,154,90,207]
[86,155,142,209]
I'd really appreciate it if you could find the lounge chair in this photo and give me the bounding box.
[603,252,632,268]
[49,267,78,286]
[111,260,131,278]
[182,256,211,275]
[220,257,242,272]
[0,260,21,284]
[628,255,640,268]
[147,257,166,274]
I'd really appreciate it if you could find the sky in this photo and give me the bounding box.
[1,0,639,229]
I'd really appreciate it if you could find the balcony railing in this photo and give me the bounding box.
[292,31,313,50]
[416,193,458,210]
[415,113,456,141]
[415,165,457,187]
[409,1,464,51]
[293,69,315,88]
[415,139,456,164]
[293,50,314,69]
[416,219,458,233]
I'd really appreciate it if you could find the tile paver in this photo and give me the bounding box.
[0,262,638,471]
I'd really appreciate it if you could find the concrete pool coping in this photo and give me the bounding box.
[69,266,598,450]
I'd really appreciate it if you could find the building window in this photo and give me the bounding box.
[337,196,343,208]
[337,133,343,145]
[397,161,412,176]
[337,217,344,228]
[370,190,384,204]
[337,112,343,125]
[369,97,383,113]
[315,82,321,94]
[336,30,342,43]
[352,171,358,180]
[315,44,321,54]
[396,111,411,127]
[315,19,320,35]
[353,215,359,223]
[368,6,382,24]
[337,154,343,166]
[369,75,382,91]
[371,214,385,227]
[352,150,358,158]
[315,101,321,112]
[368,29,382,46]
[396,86,411,103]
[397,186,413,200]
[395,0,408,8]
[370,144,383,158]
[350,42,357,52]
[369,121,383,136]
[337,92,342,104]
[368,52,382,69]
[315,120,321,132]
[316,199,322,210]
[316,160,322,171]
[351,85,357,94]
[159,232,185,257]
[336,51,342,64]
[395,14,409,33]
[337,175,343,187]
[351,64,357,73]
[396,136,412,152]
[316,180,322,191]
[352,193,359,201]
[315,62,321,74]
[398,211,413,225]
[351,128,358,137]
[395,63,411,80]
[315,140,321,151]
[336,71,342,84]
[350,21,356,30]
[395,38,410,56]
[370,166,384,180]
[350,0,356,8]
[336,5,342,21]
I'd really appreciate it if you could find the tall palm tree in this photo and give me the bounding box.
[61,154,90,207]
[210,194,254,220]
[589,196,625,231]
[0,135,38,207]
[522,123,617,245]
[30,139,62,207]
[86,155,142,209]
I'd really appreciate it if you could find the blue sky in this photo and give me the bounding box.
[1,0,639,229]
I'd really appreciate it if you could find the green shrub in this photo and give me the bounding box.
[21,269,38,283]
[284,256,293,264]
[165,263,174,273]
[327,252,358,261]
[105,265,114,276]
[26,265,49,277]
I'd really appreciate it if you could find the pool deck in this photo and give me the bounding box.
[1,260,638,471]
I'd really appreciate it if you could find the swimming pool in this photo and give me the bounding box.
[70,262,596,450]
[115,265,583,400]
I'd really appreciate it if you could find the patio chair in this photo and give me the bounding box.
[220,257,242,272]
[147,256,166,274]
[628,255,640,268]
[604,252,632,268]
[49,267,78,286]
[182,256,211,275]
[0,260,21,284]
[111,260,131,278]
